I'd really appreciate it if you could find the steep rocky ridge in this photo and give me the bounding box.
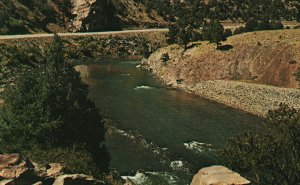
[114,0,168,28]
[0,0,168,34]
[70,0,97,31]
[142,29,300,116]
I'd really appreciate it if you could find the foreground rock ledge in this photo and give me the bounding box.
[191,165,250,185]
[0,154,104,185]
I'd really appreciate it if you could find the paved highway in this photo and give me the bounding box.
[0,29,169,40]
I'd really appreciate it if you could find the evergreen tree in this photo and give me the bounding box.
[202,20,227,48]
[0,34,110,172]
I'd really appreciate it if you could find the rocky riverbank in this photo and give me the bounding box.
[180,80,300,116]
[141,30,300,116]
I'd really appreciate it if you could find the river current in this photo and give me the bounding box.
[84,59,262,185]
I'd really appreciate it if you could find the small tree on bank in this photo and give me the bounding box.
[202,20,227,48]
[220,104,300,185]
[0,34,110,173]
[166,20,194,51]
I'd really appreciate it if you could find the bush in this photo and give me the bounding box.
[220,104,300,185]
[295,68,300,83]
[257,20,271,30]
[202,20,227,48]
[269,21,284,30]
[0,34,110,173]
[234,26,246,35]
[245,19,258,32]
[26,145,102,178]
[224,28,232,37]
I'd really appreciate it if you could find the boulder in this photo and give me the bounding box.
[0,154,108,185]
[74,65,90,78]
[35,162,65,180]
[0,154,42,184]
[46,163,65,177]
[0,154,35,179]
[53,174,105,185]
[0,179,15,185]
[191,165,250,185]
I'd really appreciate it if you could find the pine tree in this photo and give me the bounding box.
[0,34,110,172]
[202,20,227,48]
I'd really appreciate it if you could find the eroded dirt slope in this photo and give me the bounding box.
[145,29,300,88]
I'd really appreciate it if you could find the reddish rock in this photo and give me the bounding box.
[191,166,250,185]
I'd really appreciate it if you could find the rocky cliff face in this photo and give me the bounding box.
[70,0,97,31]
[70,0,167,32]
[0,0,167,34]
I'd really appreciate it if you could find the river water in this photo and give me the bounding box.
[84,59,262,185]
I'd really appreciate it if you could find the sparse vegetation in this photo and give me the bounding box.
[234,20,284,35]
[221,104,300,185]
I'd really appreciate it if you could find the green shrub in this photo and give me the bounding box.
[0,34,110,173]
[220,104,300,185]
[245,19,258,32]
[26,145,102,178]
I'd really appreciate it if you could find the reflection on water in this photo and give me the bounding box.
[84,59,262,184]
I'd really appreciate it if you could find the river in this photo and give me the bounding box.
[84,59,262,185]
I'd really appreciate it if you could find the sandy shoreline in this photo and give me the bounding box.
[179,80,300,117]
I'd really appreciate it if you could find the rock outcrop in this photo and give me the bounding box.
[70,0,97,31]
[0,154,104,185]
[53,174,104,185]
[74,65,90,78]
[191,166,250,185]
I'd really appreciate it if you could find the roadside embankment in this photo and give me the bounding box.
[142,29,300,116]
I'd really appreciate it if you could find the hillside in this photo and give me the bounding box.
[144,29,300,88]
[0,0,168,34]
[142,29,300,116]
[1,0,299,35]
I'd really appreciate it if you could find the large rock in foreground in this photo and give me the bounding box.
[53,174,104,185]
[191,166,250,185]
[0,154,104,185]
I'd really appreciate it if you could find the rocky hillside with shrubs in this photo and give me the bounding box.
[1,0,299,35]
[142,29,300,115]
[0,0,168,34]
[144,29,300,88]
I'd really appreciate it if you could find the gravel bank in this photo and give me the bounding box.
[180,80,300,117]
